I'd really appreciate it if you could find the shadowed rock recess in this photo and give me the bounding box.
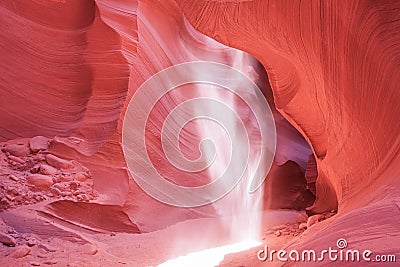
[0,0,399,266]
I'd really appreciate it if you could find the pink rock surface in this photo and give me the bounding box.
[26,174,53,188]
[29,136,50,153]
[177,0,400,264]
[0,0,399,266]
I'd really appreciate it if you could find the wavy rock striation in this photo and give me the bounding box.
[2,0,399,265]
[177,0,400,263]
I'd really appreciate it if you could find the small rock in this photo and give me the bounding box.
[46,154,74,170]
[299,222,307,230]
[3,143,30,157]
[39,164,58,175]
[307,214,323,228]
[296,212,308,223]
[76,194,89,202]
[14,195,23,204]
[8,155,25,164]
[50,187,62,196]
[69,181,80,191]
[274,230,281,237]
[7,187,19,196]
[26,174,54,187]
[61,192,72,197]
[73,172,90,182]
[110,232,116,237]
[30,261,41,266]
[30,165,41,174]
[29,136,50,153]
[0,197,10,206]
[38,243,56,252]
[56,174,73,183]
[27,238,37,247]
[33,194,42,202]
[0,232,16,246]
[8,174,19,181]
[81,243,98,255]
[270,224,286,231]
[6,194,14,201]
[11,245,31,258]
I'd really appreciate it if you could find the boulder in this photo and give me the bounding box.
[11,245,31,259]
[3,143,30,157]
[26,174,54,187]
[39,164,58,175]
[45,154,74,169]
[0,232,16,246]
[29,136,50,153]
[8,155,25,164]
[73,172,90,182]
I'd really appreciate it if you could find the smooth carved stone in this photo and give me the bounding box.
[26,174,54,187]
[3,143,30,157]
[29,136,50,153]
[0,232,16,246]
[39,164,58,175]
[45,154,74,170]
[11,245,31,259]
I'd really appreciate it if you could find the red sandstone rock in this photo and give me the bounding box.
[29,136,50,153]
[3,143,30,157]
[45,154,74,170]
[26,174,54,188]
[0,232,16,246]
[7,155,24,164]
[0,0,399,266]
[38,164,58,176]
[177,0,400,212]
[11,245,31,259]
[8,175,19,182]
[73,172,90,182]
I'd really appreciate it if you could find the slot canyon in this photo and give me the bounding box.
[0,0,399,266]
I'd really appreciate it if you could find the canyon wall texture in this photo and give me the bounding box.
[177,0,400,263]
[178,0,400,211]
[0,0,313,231]
[1,0,399,265]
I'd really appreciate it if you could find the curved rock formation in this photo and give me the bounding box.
[0,0,312,231]
[177,0,400,263]
[1,0,399,266]
[177,0,400,211]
